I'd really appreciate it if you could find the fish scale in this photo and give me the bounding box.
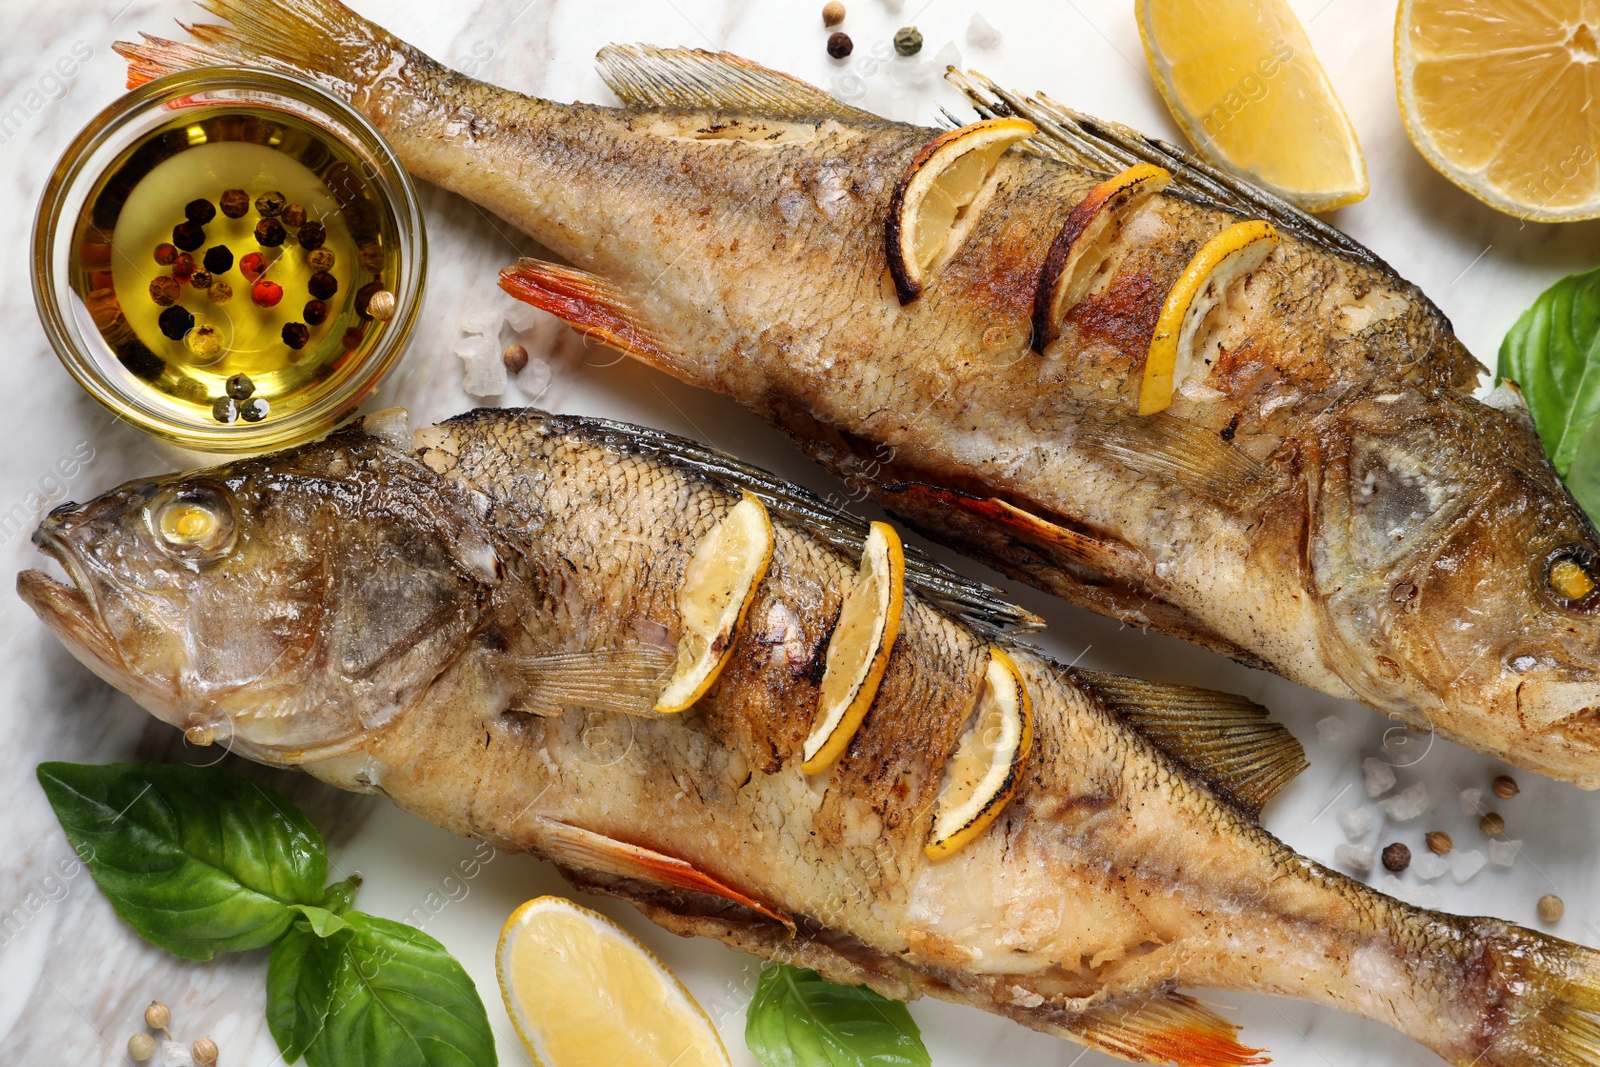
[18,406,1600,1067]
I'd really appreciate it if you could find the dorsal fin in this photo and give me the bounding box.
[597,43,877,121]
[1071,669,1306,820]
[944,68,1393,276]
[526,411,1044,636]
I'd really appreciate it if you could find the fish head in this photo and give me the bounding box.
[1313,384,1600,782]
[17,417,501,764]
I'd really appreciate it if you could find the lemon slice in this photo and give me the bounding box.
[1136,0,1367,212]
[886,117,1037,304]
[1032,163,1172,352]
[925,647,1034,860]
[498,896,731,1067]
[1397,0,1600,222]
[655,491,774,713]
[801,521,906,774]
[1139,220,1278,417]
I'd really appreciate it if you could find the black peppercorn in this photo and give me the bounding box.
[149,276,180,307]
[297,220,326,250]
[153,243,177,266]
[254,190,286,217]
[172,220,205,252]
[307,271,339,299]
[281,322,311,350]
[211,397,238,424]
[239,397,270,422]
[254,218,287,247]
[225,373,255,400]
[827,31,853,58]
[354,281,383,319]
[157,305,194,340]
[219,188,250,218]
[302,299,329,326]
[184,198,216,224]
[203,245,233,274]
[1381,842,1411,872]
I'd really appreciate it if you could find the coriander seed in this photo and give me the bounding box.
[365,288,396,322]
[192,1036,219,1067]
[503,343,529,374]
[1381,842,1411,872]
[254,217,287,247]
[254,190,286,217]
[203,245,233,275]
[1492,774,1519,800]
[172,220,206,252]
[827,31,853,58]
[144,1001,170,1031]
[281,202,307,229]
[185,198,216,224]
[149,276,180,307]
[1480,811,1505,836]
[219,188,250,218]
[128,1032,157,1061]
[297,220,326,250]
[822,1,846,27]
[1538,894,1565,922]
[225,373,255,400]
[894,26,923,55]
[1425,830,1452,856]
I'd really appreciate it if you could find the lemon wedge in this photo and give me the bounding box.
[925,647,1034,861]
[1397,0,1600,221]
[802,521,906,774]
[887,117,1037,304]
[1139,220,1278,417]
[655,491,773,713]
[1033,163,1171,352]
[1136,0,1367,212]
[498,896,731,1067]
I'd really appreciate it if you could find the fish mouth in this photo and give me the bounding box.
[17,529,122,676]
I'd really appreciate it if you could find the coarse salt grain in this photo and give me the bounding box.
[455,336,506,396]
[1458,786,1484,815]
[1448,848,1487,883]
[1362,757,1396,798]
[1378,782,1429,822]
[1411,852,1450,881]
[1316,716,1347,746]
[1487,838,1521,868]
[1337,807,1373,840]
[1334,842,1373,873]
[966,13,1002,48]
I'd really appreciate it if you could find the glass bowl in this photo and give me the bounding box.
[32,67,426,453]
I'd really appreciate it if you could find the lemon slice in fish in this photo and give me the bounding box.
[886,117,1037,304]
[925,647,1034,860]
[1137,0,1367,211]
[498,896,731,1067]
[655,491,774,714]
[1138,220,1279,417]
[801,521,906,774]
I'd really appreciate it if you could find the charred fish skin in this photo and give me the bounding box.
[116,0,1600,785]
[20,407,1600,1067]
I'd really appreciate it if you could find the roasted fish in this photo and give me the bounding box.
[18,407,1600,1067]
[117,0,1600,786]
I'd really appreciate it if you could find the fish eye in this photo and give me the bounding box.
[1546,544,1600,609]
[148,482,236,563]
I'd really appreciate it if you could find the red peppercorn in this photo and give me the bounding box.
[172,253,195,282]
[239,252,266,282]
[153,243,177,266]
[251,279,284,308]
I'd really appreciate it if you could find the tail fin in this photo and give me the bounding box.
[114,0,417,99]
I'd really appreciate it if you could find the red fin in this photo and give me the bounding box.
[535,817,794,932]
[499,260,674,370]
[1070,991,1269,1067]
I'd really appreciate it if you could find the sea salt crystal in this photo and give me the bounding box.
[1378,873,1403,895]
[890,58,936,90]
[158,1041,193,1067]
[517,355,553,399]
[1378,782,1429,822]
[1458,786,1484,815]
[1317,716,1348,746]
[460,305,502,336]
[1337,807,1373,840]
[1362,757,1396,798]
[1408,884,1443,909]
[455,336,506,396]
[1449,848,1487,883]
[933,42,962,73]
[966,14,1003,48]
[1487,838,1522,868]
[1334,843,1374,873]
[1412,852,1450,881]
[503,298,544,333]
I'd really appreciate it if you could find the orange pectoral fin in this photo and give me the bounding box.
[1069,991,1269,1067]
[498,259,675,371]
[534,817,795,932]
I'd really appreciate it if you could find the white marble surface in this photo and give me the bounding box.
[5,1,1600,1064]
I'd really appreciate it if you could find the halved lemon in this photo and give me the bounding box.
[1136,0,1367,212]
[886,117,1037,304]
[1139,220,1279,416]
[801,521,906,774]
[498,896,731,1067]
[925,647,1034,860]
[655,491,774,713]
[1032,163,1172,352]
[1397,0,1600,221]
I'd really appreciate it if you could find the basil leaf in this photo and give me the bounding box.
[322,875,361,916]
[268,924,345,1062]
[37,762,327,960]
[292,905,351,938]
[303,912,496,1067]
[746,964,930,1067]
[1499,264,1600,477]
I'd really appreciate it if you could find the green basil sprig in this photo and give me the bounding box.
[38,762,496,1067]
[746,963,930,1067]
[1499,264,1600,480]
